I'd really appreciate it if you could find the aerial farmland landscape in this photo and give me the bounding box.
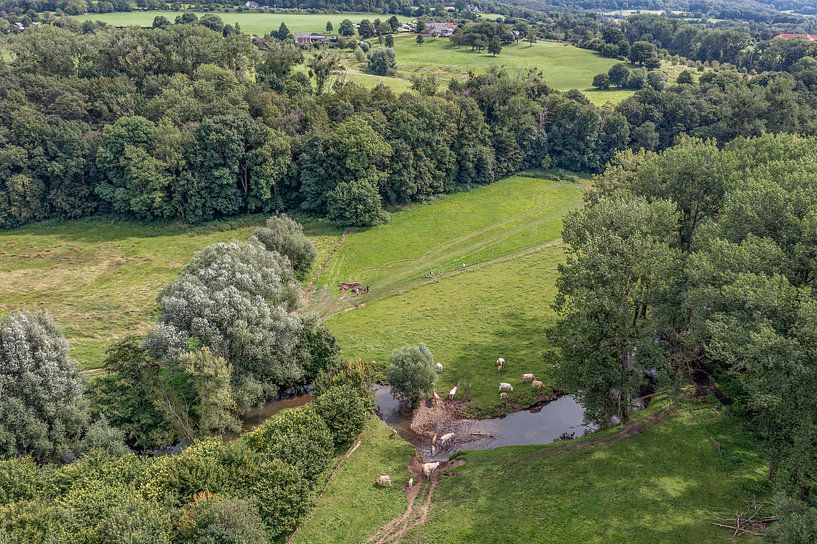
[1,0,817,542]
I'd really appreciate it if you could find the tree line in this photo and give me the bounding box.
[552,133,817,542]
[4,22,817,230]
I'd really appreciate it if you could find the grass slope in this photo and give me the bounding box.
[292,416,415,544]
[70,11,402,35]
[315,174,583,304]
[317,173,583,416]
[0,216,338,370]
[326,247,565,417]
[409,403,769,544]
[393,36,635,105]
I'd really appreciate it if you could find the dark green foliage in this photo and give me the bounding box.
[89,337,180,449]
[177,494,269,544]
[385,345,437,405]
[367,47,396,76]
[243,405,333,483]
[592,73,610,89]
[315,384,372,448]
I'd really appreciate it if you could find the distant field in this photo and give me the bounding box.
[70,11,403,35]
[343,36,637,105]
[0,215,339,370]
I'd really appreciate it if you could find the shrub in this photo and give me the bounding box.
[326,178,388,226]
[313,358,372,397]
[0,499,68,543]
[177,493,268,544]
[243,405,333,483]
[367,47,397,76]
[250,214,317,277]
[228,457,311,539]
[0,457,41,506]
[0,311,90,462]
[384,345,437,405]
[315,385,372,448]
[80,418,129,457]
[59,480,174,544]
[47,450,153,499]
[141,439,229,505]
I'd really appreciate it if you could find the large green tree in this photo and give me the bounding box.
[0,311,90,462]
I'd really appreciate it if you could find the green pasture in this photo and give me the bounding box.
[292,416,414,544]
[0,215,338,370]
[70,11,402,35]
[411,403,769,543]
[297,401,769,543]
[326,246,567,417]
[316,173,584,416]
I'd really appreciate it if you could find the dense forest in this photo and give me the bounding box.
[3,19,817,230]
[553,133,817,542]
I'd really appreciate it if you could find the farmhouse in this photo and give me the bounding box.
[245,1,259,7]
[773,33,817,41]
[295,33,333,45]
[425,22,456,37]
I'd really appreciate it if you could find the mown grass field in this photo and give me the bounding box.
[70,11,403,35]
[292,415,415,544]
[298,401,770,543]
[0,215,339,370]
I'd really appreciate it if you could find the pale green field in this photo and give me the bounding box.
[348,36,637,105]
[0,215,339,369]
[70,11,403,35]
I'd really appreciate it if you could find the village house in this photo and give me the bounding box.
[295,33,335,45]
[245,1,260,8]
[425,22,456,37]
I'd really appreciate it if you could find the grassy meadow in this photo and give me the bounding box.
[314,173,584,416]
[297,401,770,543]
[70,11,403,35]
[0,215,339,370]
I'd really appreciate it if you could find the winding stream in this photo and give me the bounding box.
[234,385,596,460]
[374,385,596,460]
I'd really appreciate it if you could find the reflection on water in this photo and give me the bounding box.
[224,392,314,441]
[373,385,596,460]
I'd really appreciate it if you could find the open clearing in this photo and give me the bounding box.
[297,401,770,543]
[0,215,338,369]
[314,173,584,416]
[70,11,404,35]
[334,36,638,105]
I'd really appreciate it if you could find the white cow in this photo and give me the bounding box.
[496,357,505,371]
[499,392,508,401]
[377,475,393,487]
[499,382,513,392]
[449,384,459,400]
[439,432,455,446]
[531,380,544,390]
[522,373,535,382]
[422,462,440,477]
[435,363,444,372]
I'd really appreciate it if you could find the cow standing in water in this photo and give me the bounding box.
[496,357,505,372]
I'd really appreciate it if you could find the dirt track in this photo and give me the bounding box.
[364,405,676,543]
